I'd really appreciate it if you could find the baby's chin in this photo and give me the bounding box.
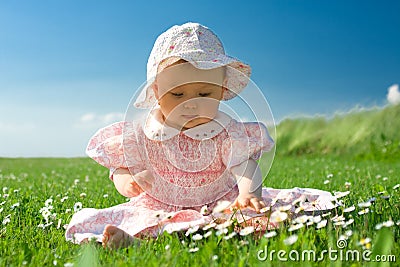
[182,117,213,129]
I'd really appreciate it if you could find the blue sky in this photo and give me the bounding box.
[1,0,399,157]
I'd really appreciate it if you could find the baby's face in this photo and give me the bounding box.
[154,62,225,130]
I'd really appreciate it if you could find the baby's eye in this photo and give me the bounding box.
[171,92,183,97]
[199,93,211,97]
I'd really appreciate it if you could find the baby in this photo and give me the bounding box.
[66,22,335,248]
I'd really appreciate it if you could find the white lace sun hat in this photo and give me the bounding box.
[134,22,252,109]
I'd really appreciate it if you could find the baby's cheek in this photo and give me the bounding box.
[200,99,220,116]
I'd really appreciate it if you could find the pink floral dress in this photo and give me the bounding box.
[65,110,335,243]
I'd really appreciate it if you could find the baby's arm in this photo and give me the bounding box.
[113,168,154,198]
[230,159,265,212]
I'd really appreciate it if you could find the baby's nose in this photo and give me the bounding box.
[183,100,197,109]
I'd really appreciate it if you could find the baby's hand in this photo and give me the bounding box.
[230,193,266,213]
[132,170,155,193]
[113,168,155,198]
[125,181,144,197]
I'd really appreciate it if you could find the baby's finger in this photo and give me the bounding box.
[239,198,250,208]
[229,199,240,210]
[130,181,141,191]
[126,185,140,197]
[250,198,263,213]
[141,181,153,191]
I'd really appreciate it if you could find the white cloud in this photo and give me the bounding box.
[78,112,124,125]
[80,113,96,122]
[103,112,125,124]
[387,84,400,105]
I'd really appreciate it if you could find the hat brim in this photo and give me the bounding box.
[134,52,251,109]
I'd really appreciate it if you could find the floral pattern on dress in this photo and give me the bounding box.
[65,114,336,244]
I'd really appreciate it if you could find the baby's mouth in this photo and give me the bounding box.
[182,115,199,120]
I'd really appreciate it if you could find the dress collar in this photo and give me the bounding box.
[143,109,232,141]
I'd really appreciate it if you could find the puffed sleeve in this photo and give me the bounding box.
[222,121,274,168]
[86,122,144,179]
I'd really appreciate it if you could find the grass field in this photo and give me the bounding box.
[1,106,399,266]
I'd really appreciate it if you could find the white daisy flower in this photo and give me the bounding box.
[358,237,371,246]
[11,203,20,209]
[358,201,371,208]
[343,206,355,213]
[294,206,305,214]
[202,222,216,231]
[283,234,298,245]
[45,198,53,207]
[215,220,232,230]
[294,215,310,224]
[259,206,271,213]
[278,204,292,212]
[185,225,199,236]
[215,228,228,236]
[73,202,83,213]
[291,196,306,206]
[239,226,254,236]
[333,221,345,226]
[358,208,369,215]
[188,247,199,253]
[334,191,350,199]
[322,212,332,217]
[313,215,322,223]
[203,231,212,238]
[383,220,394,227]
[376,220,394,230]
[264,231,277,238]
[331,215,345,222]
[192,234,203,241]
[270,211,288,223]
[223,232,237,240]
[344,219,354,227]
[200,205,208,215]
[345,230,353,237]
[288,223,304,232]
[316,219,328,229]
[2,217,11,225]
[306,221,314,226]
